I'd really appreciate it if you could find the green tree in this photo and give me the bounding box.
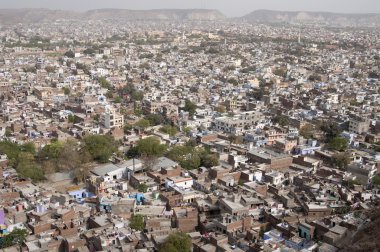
[98,76,111,89]
[328,137,348,151]
[184,99,197,117]
[200,154,219,168]
[0,228,28,249]
[348,179,362,189]
[180,153,201,170]
[39,141,64,161]
[83,48,96,55]
[5,128,12,137]
[332,152,350,170]
[273,68,287,78]
[64,50,75,58]
[124,124,133,133]
[227,78,238,86]
[82,135,118,163]
[114,96,122,103]
[159,232,191,252]
[272,115,289,127]
[320,121,342,142]
[146,114,164,126]
[251,88,265,101]
[17,161,45,182]
[62,87,70,95]
[0,141,36,169]
[68,114,75,123]
[372,175,380,186]
[159,125,178,137]
[129,215,144,231]
[136,137,167,157]
[299,124,314,139]
[138,183,148,193]
[183,127,192,135]
[135,119,151,131]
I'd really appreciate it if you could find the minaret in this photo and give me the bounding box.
[298,27,301,44]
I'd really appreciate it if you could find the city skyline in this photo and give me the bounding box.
[1,0,380,17]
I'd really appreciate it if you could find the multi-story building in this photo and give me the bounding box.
[100,109,124,129]
[349,118,369,134]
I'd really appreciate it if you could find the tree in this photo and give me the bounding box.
[259,223,270,238]
[140,154,159,172]
[227,78,238,86]
[299,124,314,139]
[83,48,96,55]
[136,137,167,158]
[0,141,42,180]
[0,228,28,249]
[146,114,164,126]
[273,68,287,78]
[183,127,192,136]
[114,96,122,103]
[159,125,178,137]
[200,154,219,168]
[332,152,350,170]
[228,134,243,145]
[320,121,342,142]
[62,87,70,95]
[159,232,191,252]
[184,99,197,117]
[129,215,144,231]
[57,140,91,172]
[328,137,348,151]
[5,127,12,137]
[74,163,92,183]
[348,179,362,189]
[251,88,265,101]
[16,155,45,182]
[138,183,148,193]
[135,119,151,131]
[45,66,56,73]
[39,140,64,161]
[64,50,75,58]
[124,124,133,133]
[215,105,226,113]
[68,114,75,123]
[98,76,111,89]
[180,153,201,170]
[82,135,118,163]
[272,115,289,127]
[372,175,380,186]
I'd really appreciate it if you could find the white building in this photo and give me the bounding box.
[100,109,124,129]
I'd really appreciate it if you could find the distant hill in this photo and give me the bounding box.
[2,8,380,27]
[0,8,225,24]
[82,9,225,21]
[242,9,380,26]
[0,9,79,24]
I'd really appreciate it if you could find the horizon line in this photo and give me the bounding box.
[0,7,380,18]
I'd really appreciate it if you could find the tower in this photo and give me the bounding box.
[298,27,301,44]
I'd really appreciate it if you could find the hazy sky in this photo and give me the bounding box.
[1,0,380,17]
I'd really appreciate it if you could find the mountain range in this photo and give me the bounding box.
[0,8,380,26]
[242,9,380,26]
[0,8,225,24]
